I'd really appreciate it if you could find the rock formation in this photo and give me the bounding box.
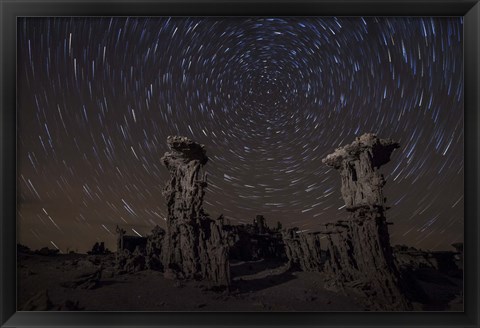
[393,245,462,274]
[282,228,325,271]
[145,225,166,270]
[116,248,146,273]
[322,133,399,211]
[322,133,410,311]
[115,137,230,285]
[253,215,268,234]
[161,136,230,286]
[227,216,287,262]
[115,225,165,273]
[111,133,414,308]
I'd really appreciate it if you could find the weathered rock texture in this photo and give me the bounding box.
[161,136,230,286]
[116,248,146,273]
[115,225,166,273]
[227,216,287,262]
[319,215,409,310]
[393,245,462,274]
[282,228,325,271]
[323,133,399,211]
[145,225,166,270]
[322,133,410,311]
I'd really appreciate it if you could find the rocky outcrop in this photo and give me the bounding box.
[393,245,438,271]
[282,228,325,271]
[227,216,287,262]
[319,214,409,310]
[393,245,462,274]
[145,225,165,270]
[161,136,230,286]
[115,225,165,273]
[116,248,146,273]
[114,136,231,285]
[323,133,399,211]
[322,133,410,311]
[162,136,209,223]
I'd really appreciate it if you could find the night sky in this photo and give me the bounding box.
[17,17,464,254]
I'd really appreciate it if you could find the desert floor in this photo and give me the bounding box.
[17,253,462,312]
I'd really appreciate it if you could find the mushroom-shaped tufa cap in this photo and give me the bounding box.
[322,133,399,169]
[165,135,208,164]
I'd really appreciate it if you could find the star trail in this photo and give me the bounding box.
[17,17,463,253]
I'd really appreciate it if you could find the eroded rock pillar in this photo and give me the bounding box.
[322,133,410,310]
[282,228,325,271]
[161,136,230,286]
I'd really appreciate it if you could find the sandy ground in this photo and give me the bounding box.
[18,253,365,311]
[18,253,463,312]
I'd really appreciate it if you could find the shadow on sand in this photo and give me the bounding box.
[401,268,462,311]
[230,259,297,294]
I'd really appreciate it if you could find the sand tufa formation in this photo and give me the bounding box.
[320,133,410,310]
[322,133,400,211]
[160,136,230,286]
[113,134,413,310]
[282,229,325,272]
[18,131,463,310]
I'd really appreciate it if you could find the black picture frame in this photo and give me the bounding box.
[1,0,479,327]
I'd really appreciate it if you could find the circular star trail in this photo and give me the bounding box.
[17,17,463,253]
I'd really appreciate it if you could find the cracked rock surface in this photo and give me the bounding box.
[161,136,230,286]
[322,133,399,211]
[282,228,325,272]
[322,133,410,311]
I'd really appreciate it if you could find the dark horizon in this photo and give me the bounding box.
[17,17,463,254]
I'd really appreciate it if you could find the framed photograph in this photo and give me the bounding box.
[1,0,479,327]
